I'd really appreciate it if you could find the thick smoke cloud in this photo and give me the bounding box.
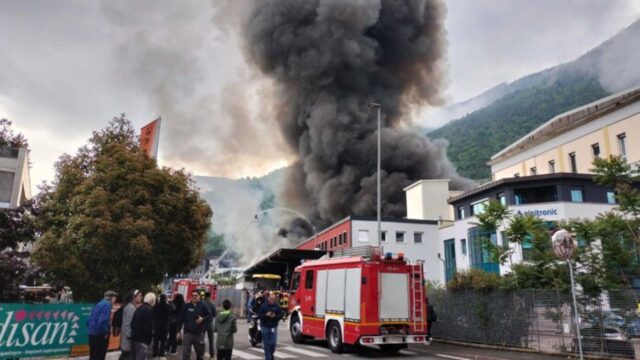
[239,0,473,224]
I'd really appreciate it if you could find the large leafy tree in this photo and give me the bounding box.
[34,115,212,301]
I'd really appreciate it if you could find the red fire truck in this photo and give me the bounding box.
[171,278,217,301]
[287,247,429,354]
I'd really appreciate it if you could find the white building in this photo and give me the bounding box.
[0,145,31,208]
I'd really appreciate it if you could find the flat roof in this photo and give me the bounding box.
[402,179,451,192]
[242,248,325,279]
[447,172,595,204]
[489,85,640,166]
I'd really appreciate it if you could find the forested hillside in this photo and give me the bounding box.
[428,74,608,179]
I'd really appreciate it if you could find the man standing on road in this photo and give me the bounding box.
[87,290,118,360]
[178,291,212,360]
[216,299,237,360]
[203,291,218,360]
[130,292,156,360]
[258,292,282,360]
[121,289,143,360]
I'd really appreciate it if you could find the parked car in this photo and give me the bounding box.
[574,325,634,357]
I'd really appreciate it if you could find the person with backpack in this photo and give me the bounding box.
[215,299,237,360]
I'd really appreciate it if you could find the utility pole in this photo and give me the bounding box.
[368,102,382,247]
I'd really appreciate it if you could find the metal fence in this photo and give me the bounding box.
[214,287,245,316]
[428,289,640,359]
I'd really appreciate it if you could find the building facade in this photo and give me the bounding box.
[0,145,31,208]
[295,215,441,282]
[490,86,640,180]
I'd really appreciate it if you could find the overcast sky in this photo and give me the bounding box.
[1,0,639,189]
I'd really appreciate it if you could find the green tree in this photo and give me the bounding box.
[34,115,212,300]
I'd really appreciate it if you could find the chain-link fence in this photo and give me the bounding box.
[428,289,640,359]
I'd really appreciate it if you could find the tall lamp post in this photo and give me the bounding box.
[368,102,382,248]
[552,229,582,360]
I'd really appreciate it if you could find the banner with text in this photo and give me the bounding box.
[0,303,93,358]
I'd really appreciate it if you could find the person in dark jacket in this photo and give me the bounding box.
[427,304,437,341]
[216,300,237,360]
[88,290,118,360]
[258,293,282,360]
[152,293,173,358]
[130,292,156,360]
[203,291,218,359]
[166,293,184,355]
[177,291,211,360]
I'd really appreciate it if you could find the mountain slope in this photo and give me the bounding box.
[428,19,640,179]
[428,74,608,179]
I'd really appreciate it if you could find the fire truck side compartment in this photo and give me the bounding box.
[326,269,346,314]
[380,273,410,320]
[344,268,361,321]
[315,270,327,316]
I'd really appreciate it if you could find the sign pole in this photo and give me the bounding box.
[552,229,583,360]
[568,259,583,360]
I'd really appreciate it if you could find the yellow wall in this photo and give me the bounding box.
[493,113,640,180]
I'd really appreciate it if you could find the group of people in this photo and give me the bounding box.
[87,289,237,360]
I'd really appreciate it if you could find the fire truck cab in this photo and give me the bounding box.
[287,248,429,354]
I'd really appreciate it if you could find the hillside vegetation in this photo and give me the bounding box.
[428,74,609,179]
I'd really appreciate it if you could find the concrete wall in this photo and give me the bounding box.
[350,219,441,283]
[492,104,640,180]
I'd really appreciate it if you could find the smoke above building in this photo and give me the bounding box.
[238,0,473,226]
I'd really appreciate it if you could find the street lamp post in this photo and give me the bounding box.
[369,102,382,248]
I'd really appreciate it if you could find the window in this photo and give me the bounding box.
[457,206,465,220]
[305,270,314,289]
[497,193,506,205]
[548,160,555,173]
[341,232,347,245]
[381,231,387,243]
[291,272,301,293]
[501,231,509,247]
[414,232,423,244]
[395,231,405,243]
[470,200,488,216]
[618,133,627,160]
[460,239,467,255]
[530,167,537,175]
[570,187,584,202]
[358,229,369,242]
[592,143,600,158]
[607,191,616,204]
[514,186,558,205]
[467,227,499,273]
[569,152,577,173]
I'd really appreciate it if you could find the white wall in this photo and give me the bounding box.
[404,179,452,221]
[350,219,441,283]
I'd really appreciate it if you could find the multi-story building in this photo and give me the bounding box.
[0,145,31,208]
[490,86,640,180]
[295,215,441,281]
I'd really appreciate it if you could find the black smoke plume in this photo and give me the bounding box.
[241,0,473,225]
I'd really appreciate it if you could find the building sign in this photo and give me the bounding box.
[0,303,92,358]
[516,208,559,217]
[139,117,161,158]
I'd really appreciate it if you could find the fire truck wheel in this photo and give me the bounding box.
[327,321,344,354]
[289,314,305,344]
[379,344,405,354]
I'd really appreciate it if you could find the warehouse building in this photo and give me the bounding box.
[0,145,31,208]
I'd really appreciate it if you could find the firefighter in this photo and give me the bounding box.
[278,292,289,321]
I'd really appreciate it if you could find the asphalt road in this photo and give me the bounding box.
[151,321,564,360]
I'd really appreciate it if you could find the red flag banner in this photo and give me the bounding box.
[140,118,161,158]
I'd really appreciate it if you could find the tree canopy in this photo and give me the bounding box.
[34,115,212,300]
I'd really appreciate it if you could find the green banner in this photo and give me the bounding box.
[0,303,93,358]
